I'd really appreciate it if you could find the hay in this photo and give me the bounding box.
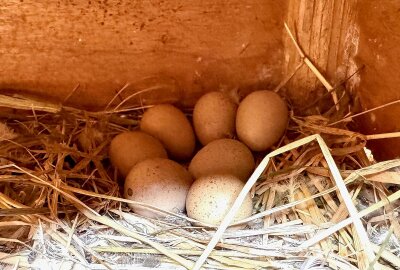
[0,91,399,270]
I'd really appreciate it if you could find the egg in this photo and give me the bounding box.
[189,139,255,181]
[109,131,167,177]
[186,175,253,227]
[236,90,288,151]
[193,91,237,145]
[124,158,193,218]
[140,104,195,160]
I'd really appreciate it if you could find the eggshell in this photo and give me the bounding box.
[140,104,195,160]
[124,158,193,218]
[109,131,167,177]
[186,175,253,227]
[189,139,255,181]
[193,91,237,145]
[236,90,288,151]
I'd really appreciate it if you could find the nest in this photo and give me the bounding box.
[0,26,400,270]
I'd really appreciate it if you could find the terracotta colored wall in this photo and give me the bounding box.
[355,0,400,160]
[0,0,286,110]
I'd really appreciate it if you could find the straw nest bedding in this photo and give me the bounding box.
[0,88,399,270]
[0,26,400,270]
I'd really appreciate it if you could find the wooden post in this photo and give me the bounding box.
[284,0,359,113]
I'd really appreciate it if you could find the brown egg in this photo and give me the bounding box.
[124,158,193,218]
[193,91,237,145]
[236,90,288,151]
[189,139,255,181]
[109,131,167,177]
[186,175,253,227]
[140,104,195,160]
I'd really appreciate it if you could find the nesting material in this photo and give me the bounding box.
[0,122,16,141]
[0,92,399,270]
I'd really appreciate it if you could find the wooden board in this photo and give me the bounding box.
[0,0,286,110]
[284,0,358,113]
[354,0,400,160]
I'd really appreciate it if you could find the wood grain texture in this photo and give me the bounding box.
[284,0,358,113]
[0,0,286,109]
[283,0,400,160]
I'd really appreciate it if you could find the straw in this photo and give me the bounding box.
[194,134,370,269]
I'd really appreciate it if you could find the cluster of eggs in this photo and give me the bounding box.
[109,90,288,227]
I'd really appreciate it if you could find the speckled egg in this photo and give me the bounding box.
[193,91,238,145]
[124,158,193,218]
[186,175,253,227]
[189,139,255,181]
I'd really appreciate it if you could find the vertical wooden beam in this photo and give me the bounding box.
[284,0,359,113]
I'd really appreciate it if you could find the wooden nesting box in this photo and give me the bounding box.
[1,0,400,160]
